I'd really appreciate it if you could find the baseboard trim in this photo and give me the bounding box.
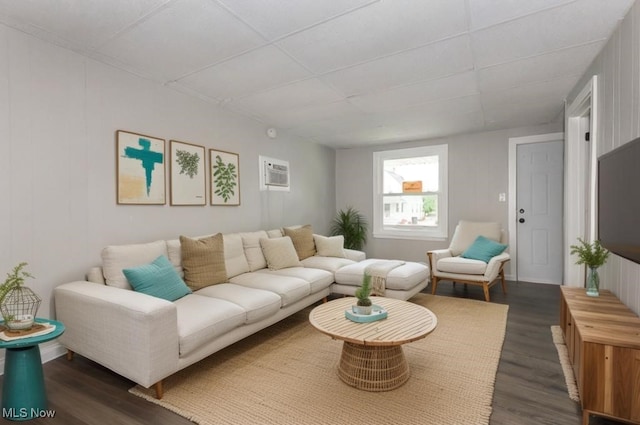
[0,341,66,375]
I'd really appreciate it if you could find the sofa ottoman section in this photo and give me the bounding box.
[229,273,310,307]
[333,259,430,301]
[174,295,246,357]
[196,283,282,323]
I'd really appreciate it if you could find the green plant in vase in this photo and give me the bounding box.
[569,238,610,297]
[330,207,368,251]
[0,262,41,330]
[354,273,373,315]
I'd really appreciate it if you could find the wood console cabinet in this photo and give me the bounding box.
[560,286,640,425]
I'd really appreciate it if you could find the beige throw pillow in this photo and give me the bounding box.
[260,237,303,270]
[449,221,502,256]
[313,234,346,258]
[180,234,227,291]
[283,225,316,260]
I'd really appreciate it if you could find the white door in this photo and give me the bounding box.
[516,140,564,284]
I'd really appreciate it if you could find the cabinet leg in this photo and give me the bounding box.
[582,410,589,425]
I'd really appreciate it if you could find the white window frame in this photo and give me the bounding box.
[373,144,448,241]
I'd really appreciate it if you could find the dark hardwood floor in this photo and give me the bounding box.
[0,281,623,424]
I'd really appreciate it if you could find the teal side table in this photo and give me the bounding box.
[0,318,64,421]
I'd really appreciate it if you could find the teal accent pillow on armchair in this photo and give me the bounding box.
[123,255,191,301]
[461,236,507,263]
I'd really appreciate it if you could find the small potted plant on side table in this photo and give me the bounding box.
[569,238,610,297]
[0,262,41,330]
[354,273,373,315]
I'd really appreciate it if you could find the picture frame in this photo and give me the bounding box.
[170,140,206,206]
[116,130,166,205]
[209,149,240,206]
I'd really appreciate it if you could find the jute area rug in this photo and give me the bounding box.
[550,325,580,402]
[130,294,509,425]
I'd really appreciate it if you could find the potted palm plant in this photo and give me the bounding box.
[330,207,368,251]
[569,238,610,297]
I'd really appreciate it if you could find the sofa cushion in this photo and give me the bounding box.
[437,257,487,275]
[255,267,334,294]
[449,221,502,256]
[123,255,191,301]
[334,259,429,291]
[240,230,268,271]
[300,256,356,273]
[260,237,303,270]
[461,236,507,263]
[102,240,168,290]
[223,233,251,278]
[229,273,310,307]
[174,294,246,357]
[266,228,283,238]
[196,283,281,323]
[165,238,184,276]
[313,234,345,258]
[283,225,316,260]
[180,234,227,290]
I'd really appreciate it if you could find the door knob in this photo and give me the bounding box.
[519,218,525,223]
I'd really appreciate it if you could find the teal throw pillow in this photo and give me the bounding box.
[461,236,507,263]
[123,255,191,301]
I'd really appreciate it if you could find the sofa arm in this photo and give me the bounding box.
[427,249,452,272]
[54,281,179,388]
[484,252,511,280]
[344,248,366,262]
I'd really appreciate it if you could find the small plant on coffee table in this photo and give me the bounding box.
[354,273,373,315]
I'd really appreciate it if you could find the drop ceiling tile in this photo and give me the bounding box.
[177,45,312,101]
[288,114,380,139]
[467,0,573,30]
[259,100,365,129]
[471,0,633,68]
[322,35,473,96]
[232,78,344,116]
[0,0,167,50]
[484,100,563,128]
[276,0,467,73]
[477,41,603,93]
[380,95,484,123]
[97,0,266,81]
[217,0,377,40]
[350,71,478,113]
[481,75,578,110]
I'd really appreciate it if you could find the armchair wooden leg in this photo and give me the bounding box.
[500,269,507,294]
[155,380,164,399]
[483,284,491,302]
[66,349,74,361]
[322,296,328,303]
[431,277,438,295]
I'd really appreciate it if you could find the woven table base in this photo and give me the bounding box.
[337,341,410,391]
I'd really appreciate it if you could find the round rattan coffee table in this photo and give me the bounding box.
[309,297,437,392]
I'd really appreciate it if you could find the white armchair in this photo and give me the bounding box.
[427,221,510,302]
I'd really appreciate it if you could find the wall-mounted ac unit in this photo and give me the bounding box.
[265,162,289,187]
[259,156,290,191]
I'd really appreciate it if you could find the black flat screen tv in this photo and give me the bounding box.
[597,136,640,264]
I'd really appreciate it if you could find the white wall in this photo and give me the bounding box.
[0,24,336,322]
[335,123,561,269]
[566,0,640,313]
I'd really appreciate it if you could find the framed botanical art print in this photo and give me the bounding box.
[170,140,206,206]
[116,130,166,205]
[209,149,240,206]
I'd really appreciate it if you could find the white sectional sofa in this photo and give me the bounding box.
[54,225,429,399]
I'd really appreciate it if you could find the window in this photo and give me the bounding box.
[373,144,448,240]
